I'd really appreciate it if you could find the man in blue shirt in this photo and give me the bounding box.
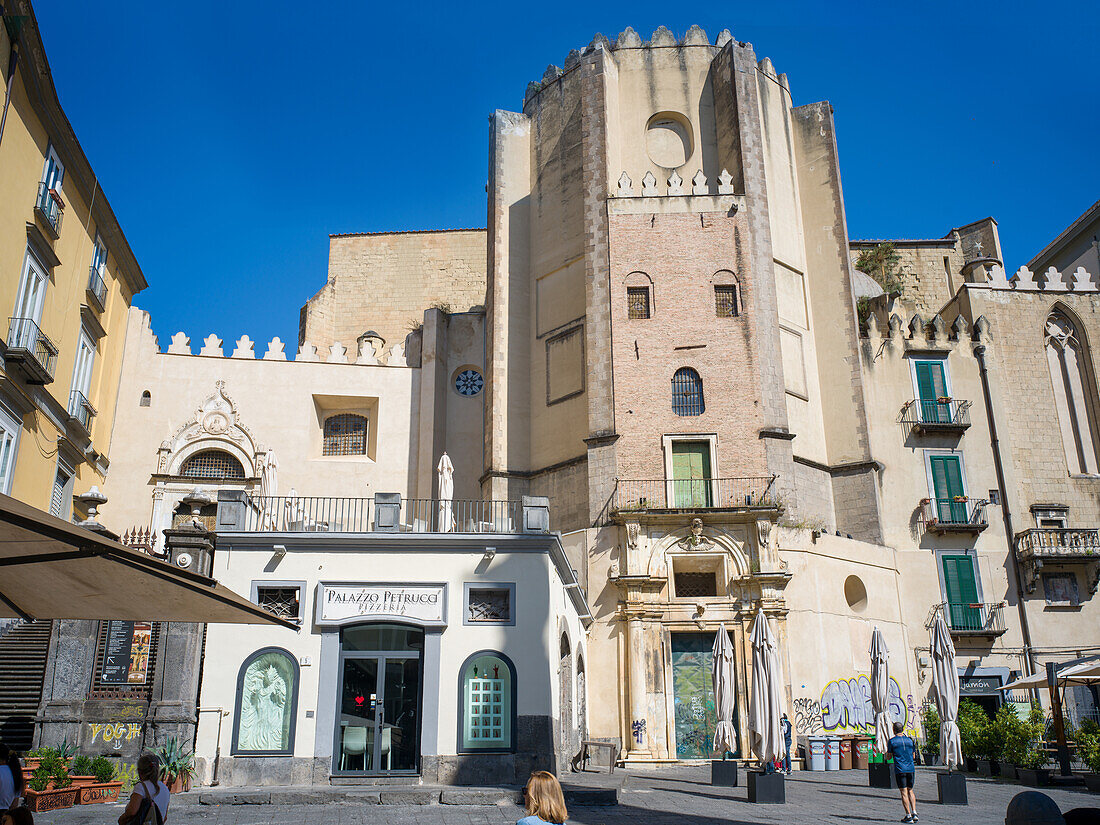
[886,721,918,822]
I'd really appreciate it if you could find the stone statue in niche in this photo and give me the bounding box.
[238,653,290,752]
[677,517,715,552]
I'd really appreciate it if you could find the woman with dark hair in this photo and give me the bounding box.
[118,754,169,825]
[0,743,24,810]
[1,806,32,825]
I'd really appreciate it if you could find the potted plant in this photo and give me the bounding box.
[79,756,124,804]
[974,705,1011,777]
[68,755,97,788]
[958,700,988,773]
[1073,719,1100,792]
[1006,705,1050,786]
[920,705,941,766]
[24,765,78,812]
[22,746,56,773]
[155,737,195,794]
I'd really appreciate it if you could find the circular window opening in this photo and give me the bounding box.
[645,112,693,169]
[453,367,484,397]
[844,575,868,613]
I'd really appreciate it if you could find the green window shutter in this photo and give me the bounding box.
[916,361,948,422]
[671,442,712,507]
[942,555,980,629]
[930,456,964,499]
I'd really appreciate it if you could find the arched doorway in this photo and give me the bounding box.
[559,631,574,769]
[334,623,423,775]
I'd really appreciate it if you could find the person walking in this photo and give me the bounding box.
[118,754,169,825]
[517,771,568,825]
[886,721,918,822]
[780,714,793,775]
[0,743,24,810]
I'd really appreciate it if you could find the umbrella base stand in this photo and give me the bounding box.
[710,760,738,787]
[747,770,785,803]
[937,772,967,805]
[868,762,896,788]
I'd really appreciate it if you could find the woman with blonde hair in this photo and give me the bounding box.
[517,771,568,825]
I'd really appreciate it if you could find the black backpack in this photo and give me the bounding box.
[128,781,165,825]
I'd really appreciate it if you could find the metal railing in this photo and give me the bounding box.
[36,181,63,234]
[68,390,97,432]
[611,476,778,512]
[931,601,1007,635]
[919,497,988,531]
[240,495,523,534]
[900,398,971,430]
[6,317,58,381]
[1016,527,1100,560]
[87,265,107,309]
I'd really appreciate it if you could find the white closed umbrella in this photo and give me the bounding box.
[436,452,455,533]
[712,624,737,757]
[260,451,279,528]
[870,627,891,755]
[748,609,784,766]
[931,612,963,770]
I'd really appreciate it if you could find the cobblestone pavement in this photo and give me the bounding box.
[38,766,1100,825]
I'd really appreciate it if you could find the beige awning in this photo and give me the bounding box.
[0,493,294,628]
[1000,658,1100,691]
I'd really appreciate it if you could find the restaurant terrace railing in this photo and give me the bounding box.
[899,398,972,434]
[240,494,525,534]
[928,601,1007,637]
[611,476,778,513]
[1015,527,1100,595]
[5,317,58,384]
[918,497,988,534]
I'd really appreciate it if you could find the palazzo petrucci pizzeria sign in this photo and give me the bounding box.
[316,582,448,627]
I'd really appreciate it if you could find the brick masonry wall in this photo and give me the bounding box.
[300,230,487,349]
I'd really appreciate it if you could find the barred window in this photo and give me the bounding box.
[672,367,704,416]
[627,286,651,320]
[323,413,367,456]
[674,571,718,598]
[256,586,301,619]
[180,450,245,479]
[714,285,738,317]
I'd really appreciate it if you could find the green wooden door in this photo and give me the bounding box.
[916,361,949,423]
[942,555,980,630]
[672,442,712,508]
[930,455,966,523]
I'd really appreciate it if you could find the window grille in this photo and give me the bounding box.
[180,450,245,479]
[671,367,705,416]
[323,413,368,456]
[714,285,738,317]
[675,571,718,598]
[468,588,511,623]
[627,286,651,320]
[256,586,301,619]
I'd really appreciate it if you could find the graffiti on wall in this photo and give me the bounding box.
[793,697,823,734]
[632,718,646,745]
[88,722,142,749]
[794,675,909,735]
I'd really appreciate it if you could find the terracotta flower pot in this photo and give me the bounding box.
[69,775,98,787]
[167,774,192,794]
[25,787,79,812]
[79,781,123,804]
[21,758,42,772]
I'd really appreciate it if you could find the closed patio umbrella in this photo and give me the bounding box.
[870,626,891,755]
[712,624,737,757]
[931,611,963,770]
[437,452,455,533]
[748,609,783,765]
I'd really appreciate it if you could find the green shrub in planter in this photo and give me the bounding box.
[91,756,114,784]
[50,763,72,789]
[921,705,941,757]
[1076,720,1100,774]
[70,755,92,776]
[958,700,991,759]
[27,767,50,792]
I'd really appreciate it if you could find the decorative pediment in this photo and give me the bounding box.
[159,381,264,476]
[652,519,752,579]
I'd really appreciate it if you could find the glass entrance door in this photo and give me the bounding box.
[335,624,423,775]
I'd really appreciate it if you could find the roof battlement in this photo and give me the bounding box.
[157,332,407,366]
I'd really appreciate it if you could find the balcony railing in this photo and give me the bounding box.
[611,476,778,513]
[1015,528,1100,595]
[5,317,58,384]
[86,266,107,311]
[35,181,64,236]
[240,495,523,534]
[899,398,972,434]
[930,601,1007,638]
[68,390,97,433]
[919,497,988,534]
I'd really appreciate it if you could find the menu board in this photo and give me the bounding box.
[100,621,152,684]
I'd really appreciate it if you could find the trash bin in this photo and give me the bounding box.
[825,736,841,770]
[808,736,827,771]
[854,736,871,769]
[839,736,853,770]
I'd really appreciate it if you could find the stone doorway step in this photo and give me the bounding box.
[181,784,618,807]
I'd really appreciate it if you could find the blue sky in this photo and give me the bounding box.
[35,1,1099,349]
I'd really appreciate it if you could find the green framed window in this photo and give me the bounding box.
[941,555,980,630]
[915,360,950,423]
[929,454,966,523]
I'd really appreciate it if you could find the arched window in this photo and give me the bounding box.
[323,413,368,456]
[231,647,299,756]
[140,390,151,407]
[180,449,245,479]
[1046,309,1100,474]
[672,367,704,416]
[458,651,516,752]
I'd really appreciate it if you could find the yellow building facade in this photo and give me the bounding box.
[0,1,146,518]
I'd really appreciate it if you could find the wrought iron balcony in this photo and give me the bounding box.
[919,497,989,534]
[68,390,97,434]
[238,495,524,534]
[611,476,778,513]
[899,398,972,434]
[5,317,58,384]
[86,265,107,311]
[929,601,1007,638]
[35,181,64,236]
[1015,528,1100,595]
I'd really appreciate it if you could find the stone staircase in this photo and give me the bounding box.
[0,621,52,751]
